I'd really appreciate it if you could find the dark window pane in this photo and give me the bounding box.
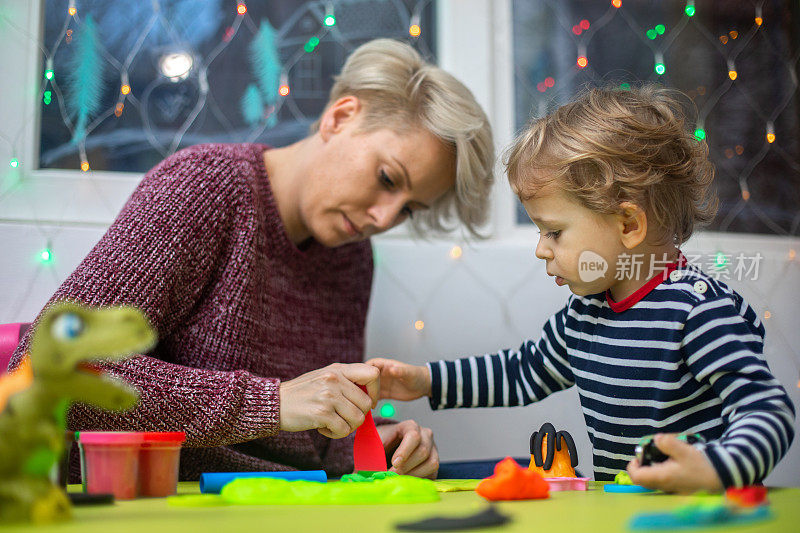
[39,0,437,173]
[513,0,800,236]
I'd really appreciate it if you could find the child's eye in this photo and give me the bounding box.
[537,230,561,239]
[379,170,395,189]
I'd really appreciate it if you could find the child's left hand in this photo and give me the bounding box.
[377,420,439,479]
[626,433,723,493]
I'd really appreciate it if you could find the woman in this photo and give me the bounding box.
[9,39,494,480]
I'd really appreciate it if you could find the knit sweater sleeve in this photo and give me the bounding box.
[682,294,795,487]
[427,299,575,409]
[9,147,280,447]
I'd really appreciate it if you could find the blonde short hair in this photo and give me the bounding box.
[312,39,494,237]
[506,84,717,245]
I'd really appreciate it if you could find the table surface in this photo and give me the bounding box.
[4,482,798,532]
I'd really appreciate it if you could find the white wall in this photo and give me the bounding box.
[1,0,798,486]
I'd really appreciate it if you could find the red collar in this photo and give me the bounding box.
[606,252,687,313]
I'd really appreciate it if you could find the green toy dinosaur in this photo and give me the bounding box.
[0,301,156,523]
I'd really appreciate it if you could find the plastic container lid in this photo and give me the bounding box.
[142,432,186,444]
[77,432,144,445]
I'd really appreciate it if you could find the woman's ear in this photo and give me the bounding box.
[617,201,648,250]
[318,96,362,142]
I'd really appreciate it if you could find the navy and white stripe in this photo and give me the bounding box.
[428,263,795,486]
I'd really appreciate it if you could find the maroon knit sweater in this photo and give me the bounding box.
[10,144,374,480]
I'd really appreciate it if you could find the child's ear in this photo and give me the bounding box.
[617,201,647,249]
[318,96,361,142]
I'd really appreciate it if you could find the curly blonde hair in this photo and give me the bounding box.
[312,39,495,237]
[506,84,717,245]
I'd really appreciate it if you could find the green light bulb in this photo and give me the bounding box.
[45,69,54,80]
[40,249,53,263]
[10,158,19,168]
[646,29,657,40]
[655,63,666,75]
[379,403,396,418]
[715,252,728,266]
[685,5,696,17]
[655,24,666,34]
[694,128,706,140]
[620,82,631,91]
[324,15,336,26]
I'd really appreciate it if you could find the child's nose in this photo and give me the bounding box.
[535,238,553,260]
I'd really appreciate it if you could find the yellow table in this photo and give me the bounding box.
[4,482,798,532]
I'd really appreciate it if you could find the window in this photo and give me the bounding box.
[38,0,437,173]
[512,0,800,236]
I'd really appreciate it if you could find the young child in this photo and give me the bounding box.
[369,85,795,492]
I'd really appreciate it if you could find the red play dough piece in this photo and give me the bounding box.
[726,485,768,507]
[476,457,550,501]
[353,385,387,471]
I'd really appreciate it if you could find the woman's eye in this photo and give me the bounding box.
[547,231,561,239]
[401,206,414,219]
[51,312,84,340]
[379,170,394,189]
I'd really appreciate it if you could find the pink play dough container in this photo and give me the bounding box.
[138,432,186,497]
[78,432,143,499]
[545,477,590,491]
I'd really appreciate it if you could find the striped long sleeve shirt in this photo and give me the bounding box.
[427,259,795,487]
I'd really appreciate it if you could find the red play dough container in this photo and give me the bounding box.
[78,432,143,500]
[138,432,186,497]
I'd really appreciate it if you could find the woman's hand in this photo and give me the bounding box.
[279,363,379,439]
[626,433,724,493]
[366,358,431,401]
[377,420,439,479]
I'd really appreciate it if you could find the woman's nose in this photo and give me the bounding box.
[368,199,404,231]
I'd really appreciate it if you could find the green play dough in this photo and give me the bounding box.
[341,471,399,482]
[220,476,439,505]
[614,471,634,485]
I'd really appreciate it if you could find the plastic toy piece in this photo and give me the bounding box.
[545,476,589,491]
[219,475,439,505]
[353,384,387,472]
[0,301,155,524]
[396,505,511,531]
[603,471,656,493]
[476,457,549,501]
[635,433,703,466]
[78,432,144,499]
[199,470,328,493]
[629,503,772,530]
[726,486,768,507]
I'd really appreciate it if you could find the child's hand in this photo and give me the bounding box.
[366,358,432,400]
[377,420,439,479]
[626,433,723,493]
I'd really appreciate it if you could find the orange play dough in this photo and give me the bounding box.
[476,457,549,501]
[528,434,577,478]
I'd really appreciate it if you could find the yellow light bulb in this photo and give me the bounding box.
[764,311,771,320]
[449,246,462,259]
[766,133,776,143]
[121,84,131,95]
[414,320,424,331]
[409,24,421,37]
[80,161,90,172]
[68,6,76,16]
[728,70,737,80]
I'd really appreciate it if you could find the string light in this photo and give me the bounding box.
[728,59,737,80]
[715,252,728,267]
[577,56,588,68]
[654,53,665,75]
[788,249,796,260]
[68,0,76,17]
[694,128,706,140]
[620,82,631,90]
[80,160,90,172]
[304,36,320,53]
[9,158,19,168]
[414,320,425,331]
[38,247,53,264]
[324,3,336,26]
[449,246,463,259]
[379,403,396,418]
[741,189,750,201]
[409,14,421,38]
[755,16,763,26]
[764,311,771,320]
[114,103,124,117]
[646,29,657,40]
[612,0,622,8]
[545,77,554,87]
[766,122,775,143]
[655,24,665,35]
[685,1,695,17]
[279,72,290,97]
[44,69,54,80]
[120,84,131,95]
[236,3,247,15]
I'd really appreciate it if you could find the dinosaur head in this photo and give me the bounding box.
[29,301,157,377]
